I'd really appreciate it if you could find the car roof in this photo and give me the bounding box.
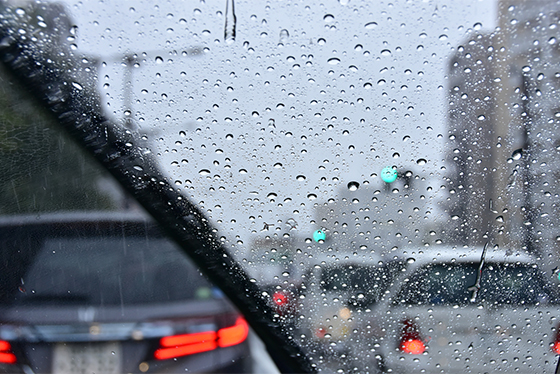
[0,210,151,227]
[404,246,538,268]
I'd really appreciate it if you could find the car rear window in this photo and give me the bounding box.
[1,222,218,306]
[394,262,554,306]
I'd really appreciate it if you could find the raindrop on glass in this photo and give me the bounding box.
[279,29,289,43]
[347,181,360,191]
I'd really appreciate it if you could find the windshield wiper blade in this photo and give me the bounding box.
[467,242,488,303]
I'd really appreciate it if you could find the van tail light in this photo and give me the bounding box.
[154,317,249,360]
[552,323,560,354]
[271,290,296,316]
[273,291,289,307]
[400,319,426,355]
[0,341,16,364]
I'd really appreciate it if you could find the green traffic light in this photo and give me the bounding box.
[313,230,326,242]
[381,166,398,183]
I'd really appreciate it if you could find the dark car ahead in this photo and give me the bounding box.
[0,212,250,374]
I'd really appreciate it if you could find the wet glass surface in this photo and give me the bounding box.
[1,0,560,373]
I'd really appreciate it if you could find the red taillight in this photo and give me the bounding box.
[271,290,297,317]
[400,319,426,355]
[401,338,426,354]
[154,318,249,360]
[552,324,560,354]
[218,317,249,348]
[315,327,327,338]
[160,331,217,348]
[0,341,16,364]
[273,292,288,306]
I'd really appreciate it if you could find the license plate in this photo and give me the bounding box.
[52,342,121,374]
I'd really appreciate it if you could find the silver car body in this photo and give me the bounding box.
[374,247,560,373]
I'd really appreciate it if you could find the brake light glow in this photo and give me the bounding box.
[218,317,249,348]
[553,323,560,354]
[154,318,249,360]
[401,338,426,354]
[273,292,288,306]
[0,341,16,364]
[400,319,426,355]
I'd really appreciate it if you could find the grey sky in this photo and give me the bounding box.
[60,0,498,254]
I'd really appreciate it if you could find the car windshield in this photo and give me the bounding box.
[1,0,560,373]
[395,262,554,306]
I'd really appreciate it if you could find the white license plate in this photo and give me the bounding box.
[52,342,121,374]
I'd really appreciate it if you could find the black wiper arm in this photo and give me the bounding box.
[0,6,313,373]
[467,242,488,303]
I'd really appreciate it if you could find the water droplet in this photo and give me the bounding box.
[407,258,416,264]
[267,192,277,199]
[199,169,211,176]
[507,170,518,189]
[347,181,359,191]
[296,175,306,181]
[417,158,427,165]
[339,0,349,5]
[377,79,386,86]
[392,152,400,159]
[327,57,340,65]
[279,29,289,43]
[323,14,335,23]
[380,49,392,56]
[365,22,377,29]
[155,56,163,64]
[273,163,282,168]
[477,115,486,121]
[512,148,523,160]
[71,82,83,90]
[307,193,317,200]
[496,216,504,223]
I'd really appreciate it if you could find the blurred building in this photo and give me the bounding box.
[446,0,560,265]
[312,168,449,256]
